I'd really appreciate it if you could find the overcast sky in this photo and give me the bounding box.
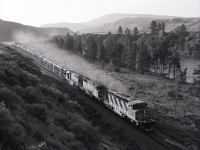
[0,0,199,27]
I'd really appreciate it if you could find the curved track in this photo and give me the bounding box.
[147,130,187,150]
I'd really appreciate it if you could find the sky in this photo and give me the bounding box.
[0,0,199,27]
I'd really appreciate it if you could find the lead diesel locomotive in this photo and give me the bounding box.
[9,43,155,131]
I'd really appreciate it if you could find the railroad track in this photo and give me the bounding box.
[6,43,188,150]
[147,129,187,150]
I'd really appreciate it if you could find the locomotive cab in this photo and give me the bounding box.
[96,85,108,102]
[127,100,155,131]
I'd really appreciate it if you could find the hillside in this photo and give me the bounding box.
[0,19,73,42]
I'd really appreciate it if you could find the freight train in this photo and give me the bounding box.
[8,42,155,131]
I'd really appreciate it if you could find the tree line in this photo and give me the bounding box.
[49,21,192,79]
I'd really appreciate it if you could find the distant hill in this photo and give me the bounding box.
[82,13,176,26]
[40,13,176,33]
[81,17,200,33]
[40,13,200,33]
[186,18,200,31]
[0,19,73,42]
[41,22,87,32]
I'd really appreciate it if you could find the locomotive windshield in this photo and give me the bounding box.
[132,103,147,110]
[136,110,153,121]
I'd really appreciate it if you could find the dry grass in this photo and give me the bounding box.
[107,71,200,150]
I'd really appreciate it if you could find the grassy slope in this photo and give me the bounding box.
[0,44,142,150]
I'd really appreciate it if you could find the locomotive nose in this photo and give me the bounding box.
[140,120,155,131]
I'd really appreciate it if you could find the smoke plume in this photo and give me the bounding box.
[24,42,129,94]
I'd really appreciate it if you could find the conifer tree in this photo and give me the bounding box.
[96,35,106,62]
[161,22,165,33]
[150,21,158,34]
[158,23,162,31]
[137,38,151,73]
[85,36,97,61]
[133,27,139,36]
[118,26,123,34]
[125,28,131,35]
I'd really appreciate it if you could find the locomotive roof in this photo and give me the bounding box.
[108,90,146,104]
[128,100,146,105]
[62,68,105,87]
[108,90,131,100]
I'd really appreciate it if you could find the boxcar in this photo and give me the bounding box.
[53,64,62,76]
[41,58,53,71]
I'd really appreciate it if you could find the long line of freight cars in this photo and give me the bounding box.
[7,42,155,131]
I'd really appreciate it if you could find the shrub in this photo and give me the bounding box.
[40,86,63,101]
[5,124,26,150]
[4,67,19,79]
[34,130,45,141]
[18,71,29,87]
[0,69,6,81]
[44,99,54,110]
[0,87,23,109]
[114,67,121,72]
[68,122,100,150]
[62,131,75,142]
[0,102,14,139]
[0,102,26,150]
[54,113,71,130]
[17,59,41,76]
[64,100,83,112]
[26,104,48,122]
[23,86,44,104]
[23,86,37,103]
[5,76,19,86]
[21,120,34,136]
[46,139,64,150]
[12,85,24,97]
[69,141,87,150]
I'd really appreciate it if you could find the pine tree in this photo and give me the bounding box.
[133,27,139,36]
[96,35,106,62]
[161,22,165,33]
[174,24,188,51]
[193,65,200,84]
[59,38,65,49]
[108,31,112,35]
[69,36,74,50]
[169,48,181,79]
[85,36,97,61]
[137,38,151,73]
[125,28,131,35]
[158,23,162,31]
[118,26,123,34]
[125,42,137,71]
[77,36,82,54]
[150,21,158,34]
[65,33,71,50]
[74,34,82,54]
[103,35,123,66]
